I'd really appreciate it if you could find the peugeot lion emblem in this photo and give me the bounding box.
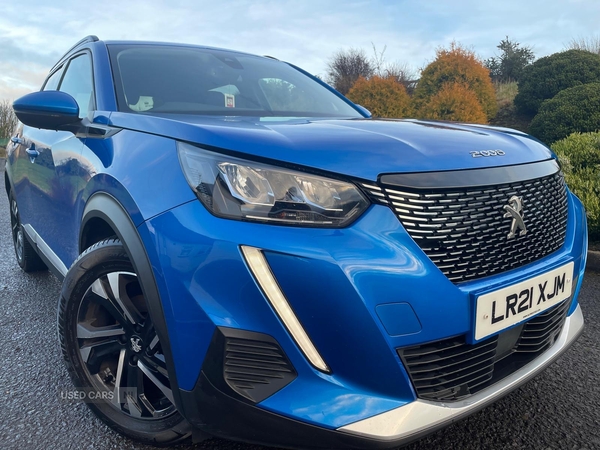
[503,195,527,239]
[130,337,142,353]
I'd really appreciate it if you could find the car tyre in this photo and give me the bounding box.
[58,238,192,446]
[8,191,47,272]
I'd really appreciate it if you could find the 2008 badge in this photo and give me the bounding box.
[471,149,506,157]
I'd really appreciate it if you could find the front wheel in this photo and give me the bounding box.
[58,238,192,446]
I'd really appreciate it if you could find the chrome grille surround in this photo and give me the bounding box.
[370,163,568,283]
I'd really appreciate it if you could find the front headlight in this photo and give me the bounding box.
[177,142,369,227]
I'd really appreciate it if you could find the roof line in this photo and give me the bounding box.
[51,35,99,70]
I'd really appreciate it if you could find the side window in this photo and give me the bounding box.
[42,66,64,91]
[59,54,95,119]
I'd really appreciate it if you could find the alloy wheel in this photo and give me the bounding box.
[76,271,176,419]
[9,198,24,263]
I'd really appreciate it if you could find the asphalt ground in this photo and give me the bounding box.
[1,162,599,450]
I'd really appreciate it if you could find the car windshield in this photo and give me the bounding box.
[107,44,362,118]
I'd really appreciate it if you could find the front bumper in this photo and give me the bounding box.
[138,187,587,447]
[178,305,583,449]
[338,304,584,442]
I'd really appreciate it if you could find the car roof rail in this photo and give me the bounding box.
[52,35,100,70]
[263,55,279,60]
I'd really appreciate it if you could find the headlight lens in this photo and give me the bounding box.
[177,142,369,227]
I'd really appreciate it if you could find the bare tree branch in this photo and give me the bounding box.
[327,48,374,95]
[567,35,600,54]
[0,100,18,141]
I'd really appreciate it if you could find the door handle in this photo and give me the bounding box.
[26,146,40,162]
[11,135,23,145]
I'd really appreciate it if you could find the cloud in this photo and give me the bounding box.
[1,0,600,100]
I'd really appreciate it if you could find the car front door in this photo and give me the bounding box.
[17,53,94,273]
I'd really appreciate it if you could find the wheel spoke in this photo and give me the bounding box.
[89,280,130,327]
[140,353,169,378]
[125,363,145,418]
[111,348,127,407]
[105,272,144,324]
[138,393,158,417]
[77,321,125,339]
[138,359,174,404]
[143,324,160,356]
[146,334,160,356]
[80,339,123,373]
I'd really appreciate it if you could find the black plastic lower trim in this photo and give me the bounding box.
[179,372,424,450]
[202,327,298,403]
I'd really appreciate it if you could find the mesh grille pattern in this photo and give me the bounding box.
[515,298,570,354]
[399,335,498,401]
[398,301,570,402]
[224,337,295,401]
[376,171,568,283]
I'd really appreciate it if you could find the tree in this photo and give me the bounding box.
[0,100,18,141]
[346,76,412,118]
[416,82,488,123]
[514,49,600,116]
[413,42,497,120]
[327,48,374,95]
[485,36,535,83]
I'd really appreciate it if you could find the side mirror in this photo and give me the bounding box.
[355,104,372,118]
[13,91,81,131]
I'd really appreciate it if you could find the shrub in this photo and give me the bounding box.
[347,76,412,118]
[528,83,600,144]
[416,82,488,123]
[414,42,497,120]
[551,132,600,239]
[514,50,600,116]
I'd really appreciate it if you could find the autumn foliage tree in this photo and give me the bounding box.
[414,42,497,121]
[417,82,488,123]
[347,76,412,118]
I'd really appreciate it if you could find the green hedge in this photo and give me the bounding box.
[514,50,600,116]
[528,83,600,144]
[551,131,600,240]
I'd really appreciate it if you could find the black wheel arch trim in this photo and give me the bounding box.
[4,163,15,200]
[80,192,184,412]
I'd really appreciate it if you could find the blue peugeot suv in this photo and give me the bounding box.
[4,36,586,448]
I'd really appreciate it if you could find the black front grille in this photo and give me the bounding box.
[398,301,570,402]
[400,334,499,401]
[515,298,571,353]
[365,170,568,283]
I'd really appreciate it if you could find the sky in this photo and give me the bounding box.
[1,0,599,101]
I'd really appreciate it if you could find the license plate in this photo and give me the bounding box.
[474,262,574,341]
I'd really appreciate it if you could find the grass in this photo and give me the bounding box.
[494,81,518,107]
[489,81,531,133]
[0,146,6,158]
